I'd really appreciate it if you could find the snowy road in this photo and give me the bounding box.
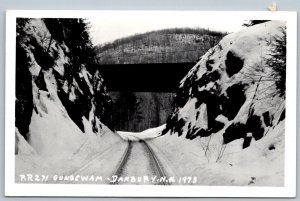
[111,140,169,185]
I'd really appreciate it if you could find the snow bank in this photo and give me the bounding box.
[152,21,286,186]
[15,128,36,155]
[117,124,165,141]
[150,119,284,186]
[15,18,122,181]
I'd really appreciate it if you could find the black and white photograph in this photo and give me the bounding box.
[5,11,297,197]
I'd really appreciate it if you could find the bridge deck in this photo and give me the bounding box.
[97,62,195,92]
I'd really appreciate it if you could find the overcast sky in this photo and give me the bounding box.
[88,11,247,46]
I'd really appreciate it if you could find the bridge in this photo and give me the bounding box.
[97,62,195,92]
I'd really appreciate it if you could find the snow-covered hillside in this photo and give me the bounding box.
[15,18,122,179]
[151,21,286,186]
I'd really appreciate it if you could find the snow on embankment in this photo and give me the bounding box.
[15,19,122,178]
[151,21,286,186]
[117,124,165,141]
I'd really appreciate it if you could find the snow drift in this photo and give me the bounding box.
[117,124,165,141]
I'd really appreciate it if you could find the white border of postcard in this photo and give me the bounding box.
[5,10,297,197]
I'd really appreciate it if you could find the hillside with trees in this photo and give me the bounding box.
[95,28,226,64]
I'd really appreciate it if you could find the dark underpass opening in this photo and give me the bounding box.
[98,62,194,132]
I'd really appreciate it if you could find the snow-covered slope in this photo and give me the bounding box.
[117,124,165,141]
[151,21,286,186]
[15,19,123,178]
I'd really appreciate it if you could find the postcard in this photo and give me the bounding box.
[5,10,297,197]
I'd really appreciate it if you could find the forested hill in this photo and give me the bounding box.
[95,28,227,64]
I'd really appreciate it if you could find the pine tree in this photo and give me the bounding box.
[266,27,286,97]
